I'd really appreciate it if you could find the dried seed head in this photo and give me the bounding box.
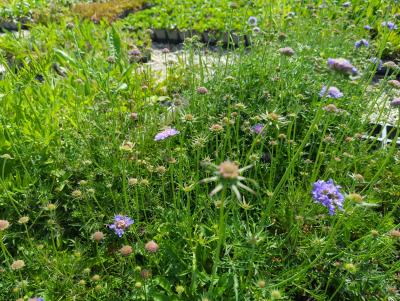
[323,104,339,113]
[130,112,138,120]
[271,289,282,299]
[371,230,379,237]
[176,285,185,295]
[0,220,10,231]
[388,80,400,89]
[279,47,295,56]
[71,190,82,198]
[135,281,142,288]
[145,240,159,253]
[218,161,239,179]
[128,178,138,186]
[210,124,224,132]
[140,269,152,279]
[347,193,363,203]
[196,87,209,94]
[257,279,266,288]
[11,260,25,270]
[389,229,400,238]
[161,48,170,54]
[120,245,133,256]
[92,231,104,242]
[91,274,101,281]
[18,216,29,224]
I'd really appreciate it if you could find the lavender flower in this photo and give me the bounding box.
[382,21,398,30]
[319,86,343,98]
[154,128,180,141]
[363,25,371,30]
[327,58,357,75]
[248,16,258,26]
[354,39,369,48]
[369,57,383,71]
[109,215,134,237]
[312,179,345,215]
[251,124,265,135]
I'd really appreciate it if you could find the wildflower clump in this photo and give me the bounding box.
[312,179,345,215]
[109,215,134,237]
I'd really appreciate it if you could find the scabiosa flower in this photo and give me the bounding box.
[248,16,257,26]
[251,123,265,135]
[154,128,179,141]
[319,86,343,98]
[253,27,261,34]
[109,215,134,237]
[278,47,295,56]
[390,97,400,108]
[327,58,358,75]
[369,57,383,70]
[364,25,371,30]
[354,39,369,48]
[342,1,351,7]
[381,21,398,30]
[312,179,345,215]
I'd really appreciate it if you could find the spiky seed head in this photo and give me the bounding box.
[120,245,133,256]
[218,161,239,179]
[11,260,25,270]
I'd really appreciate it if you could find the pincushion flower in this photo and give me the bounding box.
[354,39,369,48]
[319,86,343,98]
[248,16,257,26]
[154,128,180,141]
[364,25,371,30]
[251,124,265,135]
[327,58,357,75]
[201,161,256,201]
[390,98,400,108]
[381,21,398,30]
[109,215,134,237]
[312,179,344,215]
[369,57,382,71]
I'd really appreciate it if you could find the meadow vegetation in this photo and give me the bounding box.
[0,0,399,300]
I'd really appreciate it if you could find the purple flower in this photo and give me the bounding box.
[248,16,258,26]
[109,215,134,237]
[251,123,265,135]
[29,298,44,301]
[363,25,371,30]
[154,128,180,141]
[390,98,400,108]
[319,86,343,98]
[342,1,351,7]
[369,57,383,70]
[382,21,398,30]
[312,179,345,215]
[354,39,369,48]
[327,58,358,75]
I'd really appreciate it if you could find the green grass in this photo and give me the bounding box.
[0,1,400,300]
